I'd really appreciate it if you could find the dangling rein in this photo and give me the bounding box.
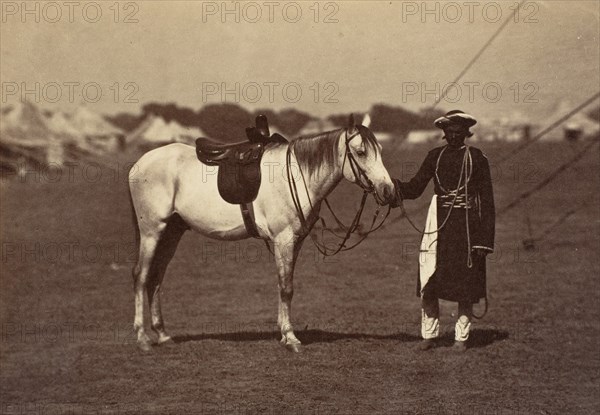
[397,146,488,319]
[285,130,390,257]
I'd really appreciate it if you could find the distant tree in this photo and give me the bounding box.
[176,107,199,127]
[273,108,313,136]
[417,107,447,128]
[369,104,446,136]
[116,102,315,141]
[249,108,313,137]
[196,103,253,142]
[105,112,144,132]
[370,104,416,135]
[327,112,365,128]
[141,102,198,127]
[142,102,171,118]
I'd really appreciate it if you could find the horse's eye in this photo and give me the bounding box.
[356,149,366,157]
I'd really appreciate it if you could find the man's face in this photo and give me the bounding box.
[443,124,468,147]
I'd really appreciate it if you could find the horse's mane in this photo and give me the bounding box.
[269,126,380,178]
[289,129,342,178]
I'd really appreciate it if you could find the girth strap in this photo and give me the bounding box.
[240,203,260,238]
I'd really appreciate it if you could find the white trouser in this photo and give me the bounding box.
[421,296,473,341]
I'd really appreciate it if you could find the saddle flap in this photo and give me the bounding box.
[217,162,262,204]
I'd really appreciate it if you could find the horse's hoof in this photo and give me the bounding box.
[157,336,173,345]
[285,342,302,353]
[138,341,153,352]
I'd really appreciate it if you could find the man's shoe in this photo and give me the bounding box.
[452,340,467,352]
[418,339,436,351]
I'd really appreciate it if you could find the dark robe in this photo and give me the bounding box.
[393,145,495,303]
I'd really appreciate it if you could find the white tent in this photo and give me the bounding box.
[477,111,533,142]
[0,102,64,168]
[298,119,338,137]
[67,106,122,137]
[543,100,600,141]
[60,106,124,152]
[44,110,81,139]
[0,102,123,173]
[0,101,50,147]
[45,136,65,165]
[166,120,204,145]
[405,130,439,145]
[372,131,395,144]
[127,115,205,146]
[126,115,169,144]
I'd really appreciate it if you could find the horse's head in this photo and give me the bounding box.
[339,114,395,205]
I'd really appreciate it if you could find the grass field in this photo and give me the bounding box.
[1,140,599,414]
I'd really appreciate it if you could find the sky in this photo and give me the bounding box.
[1,0,599,124]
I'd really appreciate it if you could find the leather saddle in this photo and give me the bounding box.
[196,115,272,166]
[195,115,288,238]
[195,115,287,204]
[195,138,264,168]
[196,138,265,205]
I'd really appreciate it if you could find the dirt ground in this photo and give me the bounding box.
[1,140,598,414]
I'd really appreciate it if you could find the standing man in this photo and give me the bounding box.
[392,110,495,352]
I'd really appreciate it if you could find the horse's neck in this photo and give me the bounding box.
[303,133,345,206]
[282,140,343,216]
[305,165,343,205]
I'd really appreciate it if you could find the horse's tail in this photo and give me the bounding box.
[128,180,140,282]
[129,191,140,253]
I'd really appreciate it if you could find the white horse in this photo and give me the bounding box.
[129,114,395,352]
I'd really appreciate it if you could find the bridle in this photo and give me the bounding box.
[341,128,376,194]
[285,126,390,256]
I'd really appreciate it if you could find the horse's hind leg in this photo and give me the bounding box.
[147,214,188,344]
[133,222,166,351]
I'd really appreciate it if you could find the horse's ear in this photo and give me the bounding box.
[361,114,371,128]
[348,114,356,130]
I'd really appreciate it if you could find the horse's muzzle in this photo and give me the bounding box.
[375,182,395,206]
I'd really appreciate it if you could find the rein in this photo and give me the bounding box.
[285,128,389,256]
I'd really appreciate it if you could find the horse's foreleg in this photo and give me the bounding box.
[133,225,165,351]
[147,215,187,344]
[274,237,302,352]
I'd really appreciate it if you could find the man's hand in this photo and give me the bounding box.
[389,182,403,208]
